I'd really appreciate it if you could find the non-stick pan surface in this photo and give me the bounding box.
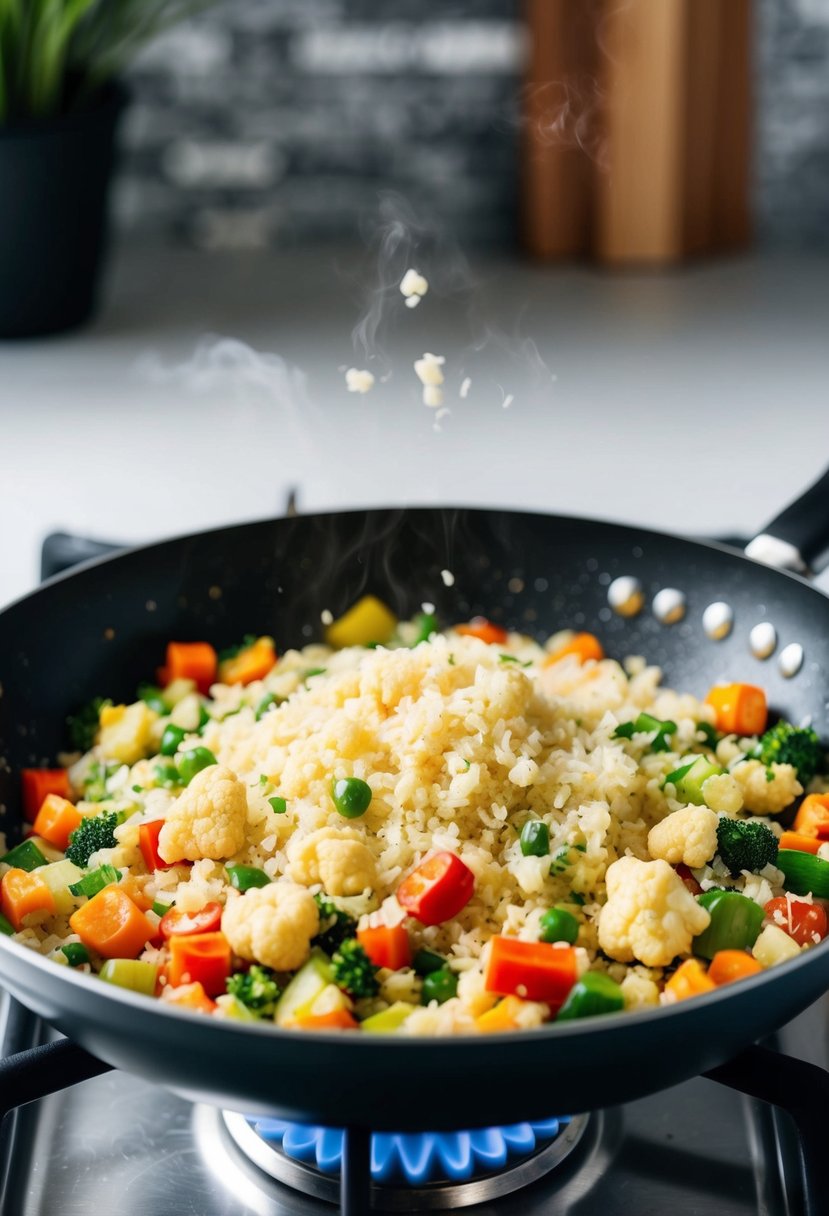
[1,504,829,1130]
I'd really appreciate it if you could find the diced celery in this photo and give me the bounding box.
[215,994,259,1022]
[38,859,85,914]
[360,1002,416,1033]
[275,949,334,1026]
[99,959,158,995]
[665,756,724,806]
[69,865,121,898]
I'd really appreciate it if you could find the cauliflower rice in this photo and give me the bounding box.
[2,613,822,1035]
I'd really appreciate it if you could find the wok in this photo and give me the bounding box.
[1,472,829,1136]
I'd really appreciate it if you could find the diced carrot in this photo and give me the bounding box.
[168,931,231,996]
[32,794,83,853]
[218,637,277,686]
[69,886,155,959]
[476,995,528,1034]
[664,958,716,1002]
[357,923,411,971]
[704,683,768,736]
[293,1009,359,1031]
[21,769,71,823]
[160,981,217,1014]
[543,633,604,667]
[164,642,218,695]
[793,794,829,840]
[455,618,508,645]
[778,831,822,855]
[1,868,57,931]
[708,950,763,986]
[485,938,577,1012]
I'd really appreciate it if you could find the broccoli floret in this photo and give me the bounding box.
[65,812,119,868]
[716,817,779,876]
[313,893,357,955]
[226,965,281,1017]
[331,938,380,998]
[754,721,824,786]
[82,761,119,803]
[67,697,112,753]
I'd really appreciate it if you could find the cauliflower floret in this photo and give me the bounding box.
[647,806,719,868]
[620,971,661,1009]
[158,765,247,862]
[457,965,498,1018]
[98,701,156,765]
[288,827,376,896]
[732,760,802,814]
[701,772,744,814]
[222,881,319,972]
[598,857,711,967]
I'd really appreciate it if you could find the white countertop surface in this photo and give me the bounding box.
[1,244,828,606]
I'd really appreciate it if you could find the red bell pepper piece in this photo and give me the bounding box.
[168,931,231,996]
[357,923,411,970]
[485,937,578,1011]
[160,902,223,939]
[21,769,71,823]
[397,852,475,926]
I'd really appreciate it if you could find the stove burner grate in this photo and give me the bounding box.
[221,1110,590,1209]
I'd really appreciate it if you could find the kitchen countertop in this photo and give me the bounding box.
[0,244,827,607]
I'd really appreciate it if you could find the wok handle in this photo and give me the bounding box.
[0,1037,113,1123]
[745,465,829,574]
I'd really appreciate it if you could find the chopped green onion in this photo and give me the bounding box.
[549,843,586,874]
[82,761,119,803]
[412,948,447,976]
[519,820,550,858]
[664,756,723,805]
[777,850,829,899]
[421,968,458,1005]
[566,891,586,907]
[152,900,173,918]
[539,906,579,944]
[615,712,677,753]
[226,864,271,892]
[331,777,372,819]
[557,972,624,1020]
[99,959,158,995]
[498,654,532,667]
[69,864,121,898]
[160,724,187,756]
[410,612,437,647]
[0,839,48,872]
[60,942,90,966]
[0,912,14,936]
[255,693,278,721]
[693,890,764,959]
[269,796,287,815]
[697,721,720,748]
[177,747,217,785]
[304,667,327,680]
[258,774,269,787]
[131,785,144,794]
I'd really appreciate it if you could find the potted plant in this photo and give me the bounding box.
[0,1,212,338]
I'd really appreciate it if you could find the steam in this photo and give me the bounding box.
[521,77,607,169]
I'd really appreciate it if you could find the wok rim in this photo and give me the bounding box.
[2,503,828,1054]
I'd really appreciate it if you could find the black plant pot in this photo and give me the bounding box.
[0,82,127,338]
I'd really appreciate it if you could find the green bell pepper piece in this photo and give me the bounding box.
[412,948,446,976]
[0,839,47,872]
[226,864,270,892]
[692,889,764,959]
[777,849,829,899]
[557,971,624,1020]
[60,942,90,966]
[0,912,14,935]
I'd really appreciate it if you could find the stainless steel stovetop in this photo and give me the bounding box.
[1,986,823,1215]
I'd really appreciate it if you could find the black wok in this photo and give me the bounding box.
[1,472,829,1134]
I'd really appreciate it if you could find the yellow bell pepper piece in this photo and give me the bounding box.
[325,596,397,649]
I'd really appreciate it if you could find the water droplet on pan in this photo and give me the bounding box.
[608,576,644,617]
[652,588,686,625]
[749,622,777,660]
[702,602,733,641]
[779,643,804,678]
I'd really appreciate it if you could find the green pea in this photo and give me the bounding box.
[227,864,271,892]
[177,747,217,785]
[519,820,550,858]
[160,724,187,756]
[421,968,458,1005]
[137,684,168,715]
[331,777,372,819]
[154,762,181,789]
[539,907,579,945]
[60,942,90,967]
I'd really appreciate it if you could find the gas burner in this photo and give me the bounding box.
[218,1109,591,1210]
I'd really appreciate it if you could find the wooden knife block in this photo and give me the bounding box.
[522,0,752,264]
